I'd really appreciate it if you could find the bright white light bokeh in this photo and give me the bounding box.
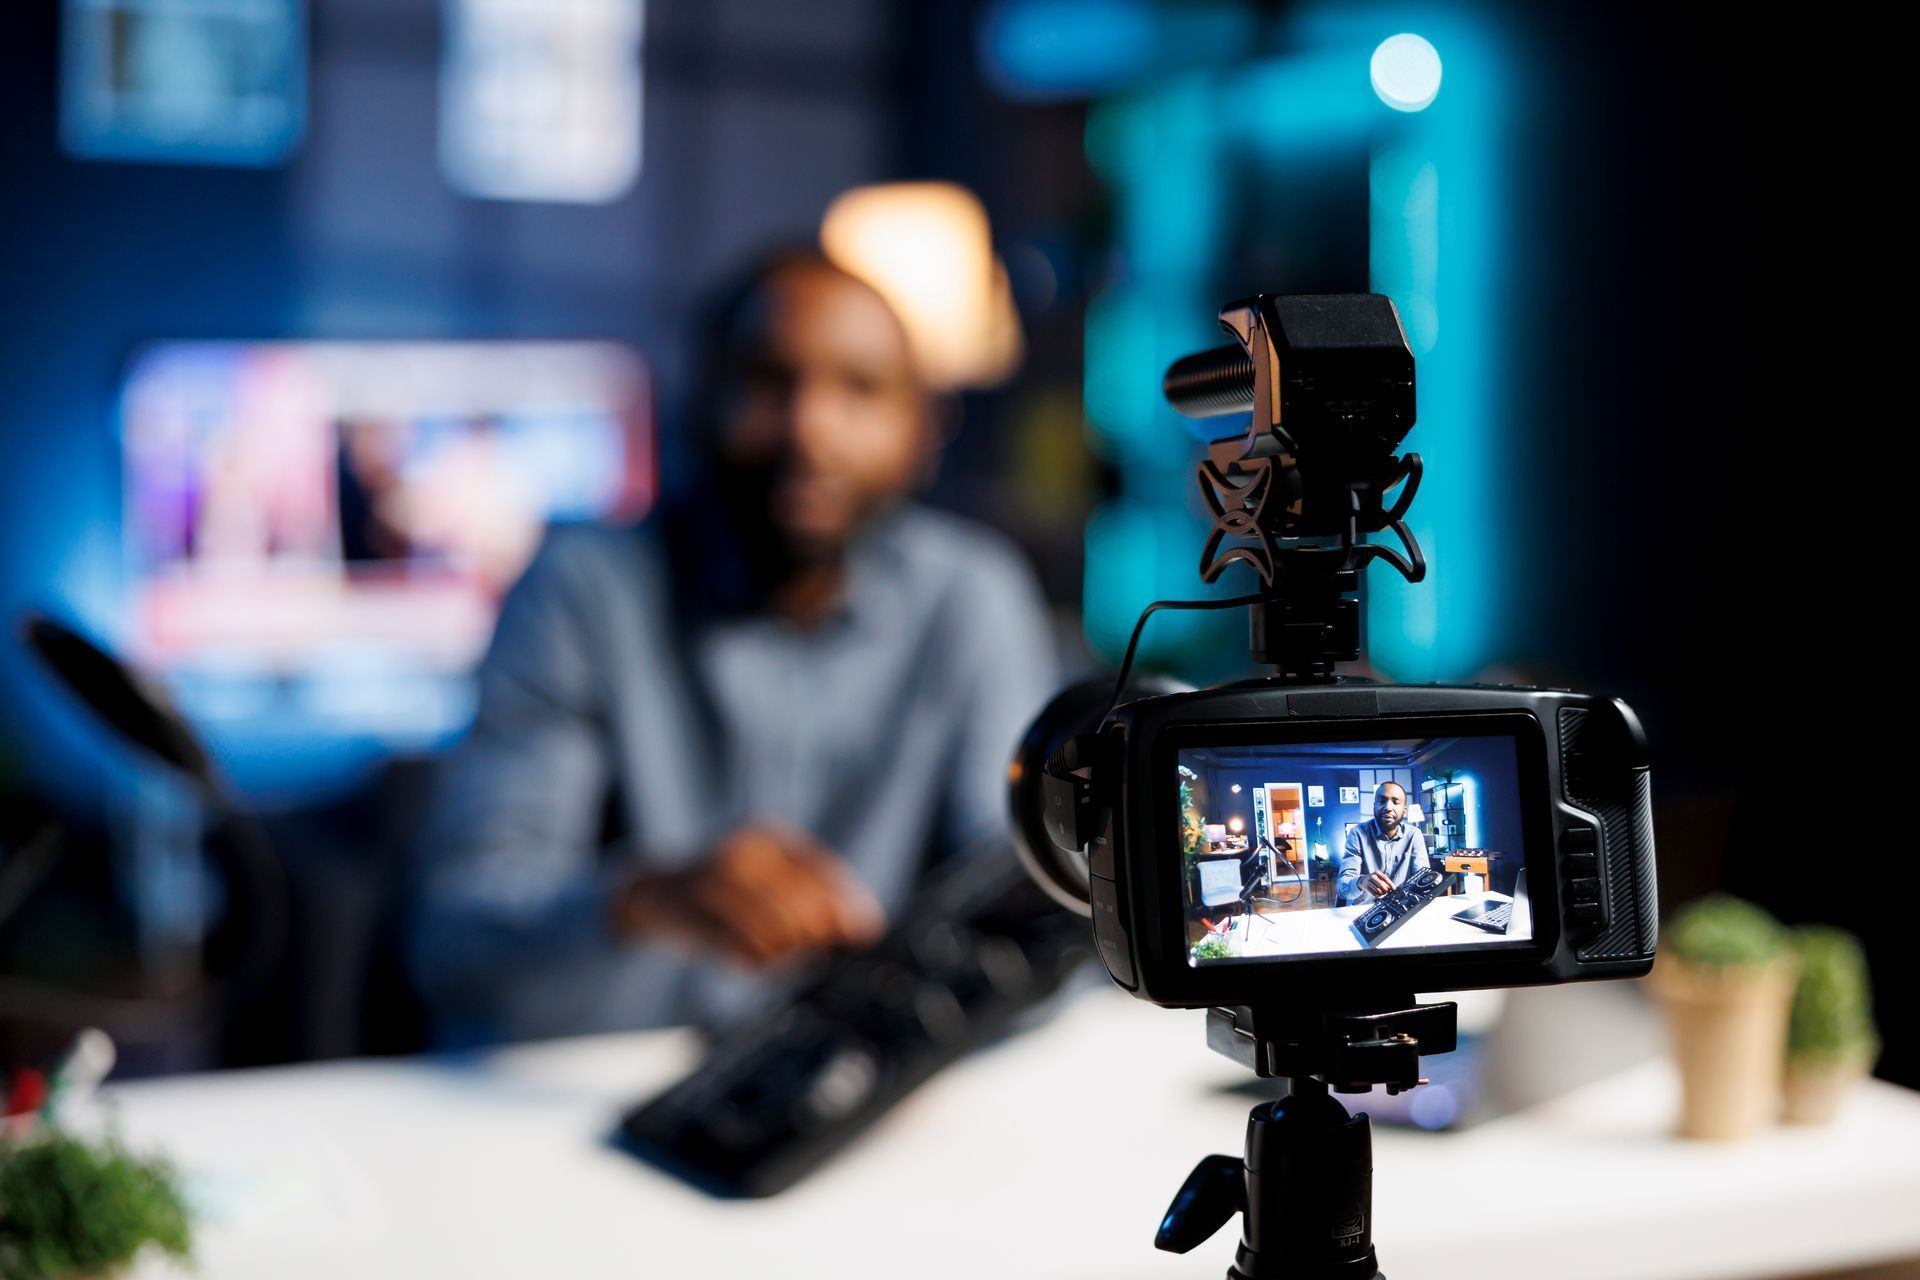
[1370,33,1442,112]
[440,0,645,203]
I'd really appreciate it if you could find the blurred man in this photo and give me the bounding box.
[412,251,1057,1040]
[1336,782,1429,905]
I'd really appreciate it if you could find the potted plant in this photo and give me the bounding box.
[1179,776,1206,902]
[1191,935,1233,962]
[1649,893,1797,1141]
[0,1129,191,1279]
[1782,925,1877,1124]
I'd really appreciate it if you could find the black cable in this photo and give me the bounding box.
[1233,838,1303,915]
[1253,836,1305,907]
[1103,592,1270,723]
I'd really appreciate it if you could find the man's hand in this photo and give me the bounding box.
[612,825,885,969]
[1365,871,1396,898]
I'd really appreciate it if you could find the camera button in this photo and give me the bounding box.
[1088,831,1117,881]
[1569,876,1602,902]
[1562,824,1597,854]
[1089,873,1137,990]
[1569,901,1606,930]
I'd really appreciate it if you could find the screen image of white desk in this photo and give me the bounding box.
[1209,885,1533,957]
[1177,733,1530,964]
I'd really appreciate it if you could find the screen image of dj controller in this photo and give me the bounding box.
[1350,867,1446,948]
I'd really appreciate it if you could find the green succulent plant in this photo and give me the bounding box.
[1787,925,1877,1064]
[1192,935,1233,961]
[0,1129,191,1280]
[1664,893,1790,968]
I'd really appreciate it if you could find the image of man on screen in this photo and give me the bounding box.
[1336,782,1429,905]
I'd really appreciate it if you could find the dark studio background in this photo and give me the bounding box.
[0,3,1892,1079]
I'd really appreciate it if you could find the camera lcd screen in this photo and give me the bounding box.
[1177,734,1533,965]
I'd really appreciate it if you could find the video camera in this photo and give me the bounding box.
[1011,292,1656,1008]
[1018,673,1655,1008]
[1007,294,1657,1279]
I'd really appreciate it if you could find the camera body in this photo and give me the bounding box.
[1035,681,1655,1008]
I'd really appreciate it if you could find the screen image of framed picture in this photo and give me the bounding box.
[1339,786,1360,804]
[1307,785,1325,807]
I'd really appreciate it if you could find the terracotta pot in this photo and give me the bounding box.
[1783,1052,1870,1125]
[1649,954,1798,1141]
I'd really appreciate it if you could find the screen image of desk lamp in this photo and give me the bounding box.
[10,613,286,1036]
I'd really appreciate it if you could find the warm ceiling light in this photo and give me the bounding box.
[819,182,1023,392]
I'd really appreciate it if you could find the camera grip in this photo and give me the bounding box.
[1560,702,1658,963]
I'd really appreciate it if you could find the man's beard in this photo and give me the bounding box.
[732,471,862,577]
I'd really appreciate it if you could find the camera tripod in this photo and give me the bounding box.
[1157,1000,1457,1279]
[1016,292,1654,1277]
[1153,297,1452,1275]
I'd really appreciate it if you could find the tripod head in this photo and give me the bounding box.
[1159,1000,1458,1280]
[1163,295,1426,680]
[1205,1000,1457,1091]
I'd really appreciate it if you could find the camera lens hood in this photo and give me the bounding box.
[1007,674,1190,915]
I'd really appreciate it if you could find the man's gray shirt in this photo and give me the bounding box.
[412,505,1058,1040]
[1336,820,1431,906]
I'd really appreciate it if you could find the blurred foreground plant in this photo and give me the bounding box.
[1783,925,1877,1124]
[1664,893,1789,968]
[1786,925,1876,1064]
[0,1129,191,1280]
[1652,893,1796,1141]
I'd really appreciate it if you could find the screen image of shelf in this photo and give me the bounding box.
[1177,734,1531,965]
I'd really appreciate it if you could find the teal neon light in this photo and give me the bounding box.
[1081,3,1511,682]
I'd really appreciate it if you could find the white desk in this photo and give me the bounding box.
[1223,891,1531,958]
[114,986,1920,1280]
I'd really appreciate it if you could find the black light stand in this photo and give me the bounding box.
[9,613,286,1038]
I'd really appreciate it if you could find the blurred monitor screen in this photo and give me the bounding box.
[121,341,650,747]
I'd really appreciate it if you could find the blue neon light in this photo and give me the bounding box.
[981,0,1157,99]
[982,0,1257,101]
